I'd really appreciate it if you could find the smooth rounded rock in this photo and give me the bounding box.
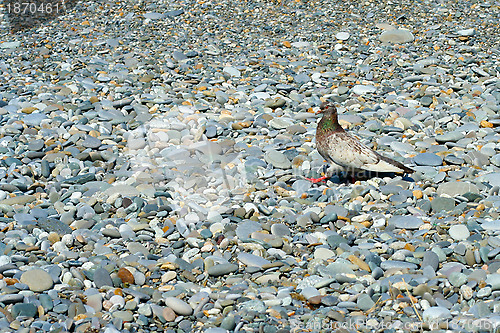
[314,248,335,260]
[422,306,452,322]
[414,153,443,166]
[449,272,467,287]
[207,264,238,277]
[389,216,423,229]
[380,261,417,270]
[357,294,375,311]
[435,132,462,143]
[237,252,270,268]
[449,225,470,241]
[379,29,414,43]
[437,181,479,196]
[421,251,439,271]
[236,220,262,239]
[93,268,113,288]
[486,274,500,290]
[336,31,350,40]
[431,197,456,213]
[264,149,291,169]
[164,297,193,316]
[11,303,37,318]
[162,307,176,322]
[270,223,291,237]
[351,84,376,95]
[20,268,53,292]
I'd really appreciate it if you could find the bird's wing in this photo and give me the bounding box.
[318,131,412,173]
[321,132,380,169]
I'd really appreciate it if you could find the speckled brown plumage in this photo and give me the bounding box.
[315,102,414,174]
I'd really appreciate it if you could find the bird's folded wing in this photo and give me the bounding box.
[325,134,380,168]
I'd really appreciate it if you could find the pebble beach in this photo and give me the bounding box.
[0,0,499,332]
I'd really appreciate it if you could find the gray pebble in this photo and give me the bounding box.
[414,153,443,166]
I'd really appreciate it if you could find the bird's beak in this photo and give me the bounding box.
[315,107,323,114]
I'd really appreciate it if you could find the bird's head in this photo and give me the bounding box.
[317,101,337,115]
[316,101,342,131]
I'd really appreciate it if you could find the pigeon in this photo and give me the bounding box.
[306,102,414,183]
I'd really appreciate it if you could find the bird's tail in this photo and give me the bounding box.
[378,154,415,174]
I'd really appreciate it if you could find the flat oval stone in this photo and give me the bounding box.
[207,263,238,277]
[20,268,53,292]
[320,212,338,224]
[380,261,418,270]
[449,225,470,241]
[237,252,270,268]
[314,248,335,260]
[435,131,462,143]
[481,221,500,231]
[53,303,68,314]
[144,12,163,19]
[81,135,102,148]
[0,294,24,304]
[86,294,102,312]
[390,141,415,154]
[491,154,500,167]
[379,29,414,43]
[351,85,376,95]
[336,31,350,40]
[236,220,262,239]
[414,153,443,166]
[164,297,193,316]
[478,173,500,187]
[444,154,465,165]
[420,96,433,107]
[172,51,187,61]
[431,197,456,212]
[437,181,479,196]
[268,117,293,129]
[162,307,176,322]
[112,310,134,322]
[104,184,140,197]
[23,113,47,126]
[28,139,45,151]
[457,28,475,36]
[449,271,467,287]
[264,149,291,169]
[11,303,37,318]
[389,216,424,229]
[127,242,149,256]
[422,306,451,322]
[223,66,240,77]
[239,299,266,312]
[0,195,36,205]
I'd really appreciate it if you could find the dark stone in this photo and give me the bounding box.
[63,173,96,185]
[37,218,73,235]
[11,303,37,318]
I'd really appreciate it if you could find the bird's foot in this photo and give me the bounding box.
[305,176,329,183]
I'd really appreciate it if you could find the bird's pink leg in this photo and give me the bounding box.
[305,175,329,183]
